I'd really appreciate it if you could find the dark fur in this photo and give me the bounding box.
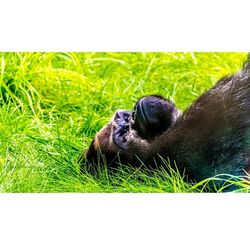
[80,55,250,188]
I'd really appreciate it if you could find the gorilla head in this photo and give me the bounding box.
[80,95,181,173]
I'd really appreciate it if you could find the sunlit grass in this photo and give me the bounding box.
[0,52,249,192]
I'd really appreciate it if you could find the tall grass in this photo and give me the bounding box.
[0,52,249,192]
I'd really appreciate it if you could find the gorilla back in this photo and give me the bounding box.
[81,56,250,187]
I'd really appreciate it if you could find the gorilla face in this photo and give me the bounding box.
[80,95,181,173]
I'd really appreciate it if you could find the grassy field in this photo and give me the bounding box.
[0,52,249,192]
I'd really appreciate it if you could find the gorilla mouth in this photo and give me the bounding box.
[132,95,178,138]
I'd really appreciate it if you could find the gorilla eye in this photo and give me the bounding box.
[113,110,131,150]
[131,110,135,121]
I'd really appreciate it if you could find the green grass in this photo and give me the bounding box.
[0,52,250,192]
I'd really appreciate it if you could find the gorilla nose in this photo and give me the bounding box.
[115,110,131,121]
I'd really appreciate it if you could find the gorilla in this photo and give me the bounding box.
[79,56,250,189]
